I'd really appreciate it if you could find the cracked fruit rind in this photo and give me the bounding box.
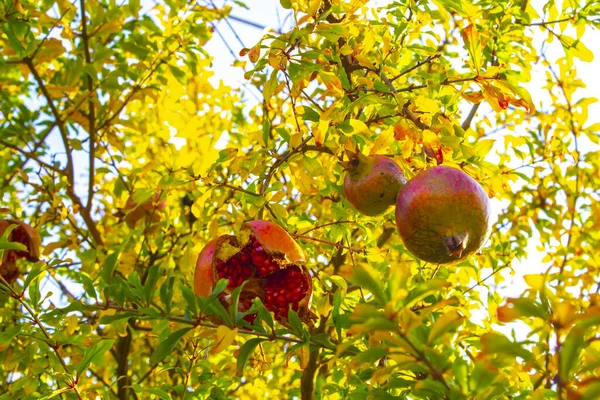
[0,219,41,284]
[343,152,407,216]
[395,166,491,264]
[194,220,312,323]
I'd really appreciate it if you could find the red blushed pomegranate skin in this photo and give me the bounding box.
[243,220,305,264]
[344,155,406,216]
[194,238,219,297]
[395,166,491,264]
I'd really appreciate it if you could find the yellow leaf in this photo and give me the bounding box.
[314,119,330,146]
[362,29,375,54]
[366,247,389,262]
[355,54,375,71]
[210,326,238,354]
[94,20,123,37]
[209,218,219,237]
[43,240,69,256]
[480,66,501,78]
[248,44,260,63]
[427,310,464,344]
[340,44,353,55]
[369,126,394,155]
[554,302,576,328]
[461,91,484,104]
[319,71,344,96]
[478,81,508,112]
[461,24,482,73]
[523,274,545,290]
[422,129,442,163]
[414,95,439,114]
[573,41,594,62]
[401,138,414,159]
[347,119,370,135]
[65,315,79,335]
[35,38,66,64]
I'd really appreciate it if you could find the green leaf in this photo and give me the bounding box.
[403,279,450,310]
[269,203,288,220]
[146,388,171,400]
[560,327,585,378]
[0,326,21,347]
[427,310,464,344]
[287,309,304,336]
[262,119,271,147]
[236,338,266,374]
[22,265,46,291]
[160,276,175,313]
[300,106,321,122]
[76,339,115,378]
[480,332,532,362]
[346,264,388,304]
[280,0,292,9]
[150,328,192,365]
[181,284,198,315]
[99,311,139,324]
[101,250,121,284]
[29,275,42,310]
[144,264,160,304]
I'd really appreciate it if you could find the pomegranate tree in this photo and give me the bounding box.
[0,219,41,284]
[194,220,312,323]
[343,151,407,216]
[395,166,491,264]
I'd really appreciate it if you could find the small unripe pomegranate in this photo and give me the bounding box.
[343,151,407,216]
[395,166,491,264]
[0,219,41,284]
[194,220,312,323]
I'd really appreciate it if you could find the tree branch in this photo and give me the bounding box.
[461,103,480,130]
[0,139,63,174]
[79,0,97,212]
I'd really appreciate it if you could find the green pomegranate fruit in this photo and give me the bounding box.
[343,151,407,216]
[395,166,491,264]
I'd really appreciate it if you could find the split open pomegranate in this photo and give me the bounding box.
[194,220,313,323]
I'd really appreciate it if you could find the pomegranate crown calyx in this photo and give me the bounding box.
[340,149,372,178]
[442,232,469,259]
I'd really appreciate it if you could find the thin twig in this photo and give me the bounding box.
[292,233,364,254]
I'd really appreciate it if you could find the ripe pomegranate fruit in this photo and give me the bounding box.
[124,191,166,230]
[194,220,313,323]
[395,166,491,264]
[343,151,407,216]
[0,219,41,284]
